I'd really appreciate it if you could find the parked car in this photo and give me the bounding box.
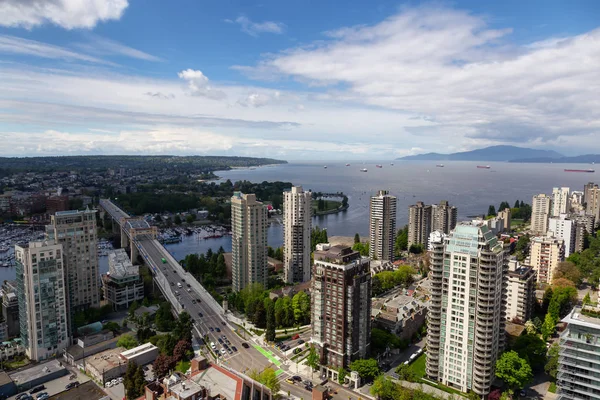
[298,339,305,344]
[65,381,80,390]
[36,393,48,399]
[221,321,226,325]
[220,348,227,355]
[198,312,203,317]
[231,346,238,352]
[209,327,214,331]
[292,334,300,340]
[105,381,113,388]
[187,284,191,287]
[16,393,31,400]
[191,299,196,304]
[242,342,249,348]
[29,386,45,394]
[215,327,221,332]
[37,395,48,400]
[292,376,302,382]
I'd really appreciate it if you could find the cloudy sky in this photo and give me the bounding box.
[1,0,599,159]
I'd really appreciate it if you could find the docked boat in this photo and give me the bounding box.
[564,169,595,173]
[477,165,491,169]
[360,168,368,172]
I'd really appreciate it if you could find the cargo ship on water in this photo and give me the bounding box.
[564,169,595,173]
[477,165,491,169]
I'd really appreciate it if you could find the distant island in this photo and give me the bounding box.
[0,155,287,173]
[397,145,563,162]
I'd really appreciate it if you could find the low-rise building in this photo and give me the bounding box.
[102,249,144,310]
[0,371,16,398]
[120,342,158,366]
[372,296,427,341]
[0,338,25,361]
[84,347,127,385]
[1,281,20,338]
[63,331,118,366]
[9,360,68,392]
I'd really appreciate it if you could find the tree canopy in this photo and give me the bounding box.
[553,261,582,284]
[395,225,409,256]
[349,358,381,382]
[371,266,415,297]
[512,334,546,369]
[249,368,280,394]
[495,351,533,390]
[117,333,138,350]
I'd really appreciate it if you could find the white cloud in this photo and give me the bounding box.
[0,35,114,65]
[178,69,227,100]
[237,5,600,150]
[0,0,128,30]
[76,36,161,62]
[233,16,285,37]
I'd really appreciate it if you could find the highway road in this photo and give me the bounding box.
[137,237,275,374]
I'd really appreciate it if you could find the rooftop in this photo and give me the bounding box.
[0,371,12,387]
[121,343,158,359]
[107,249,138,279]
[84,347,127,372]
[49,381,109,400]
[563,306,600,329]
[55,209,96,216]
[170,379,204,398]
[508,266,534,278]
[10,360,67,386]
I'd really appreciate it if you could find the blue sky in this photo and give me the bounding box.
[1,0,599,159]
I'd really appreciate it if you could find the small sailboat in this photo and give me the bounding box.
[323,166,327,169]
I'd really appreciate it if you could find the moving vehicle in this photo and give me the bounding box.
[215,327,221,332]
[242,342,249,348]
[161,258,167,263]
[292,334,300,340]
[198,312,203,317]
[292,376,302,382]
[285,378,295,384]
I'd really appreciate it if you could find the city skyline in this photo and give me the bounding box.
[1,1,600,159]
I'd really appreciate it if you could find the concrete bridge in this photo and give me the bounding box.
[98,199,224,316]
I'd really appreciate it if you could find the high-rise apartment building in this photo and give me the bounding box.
[1,280,19,338]
[552,187,571,217]
[283,186,312,283]
[48,209,99,335]
[369,190,397,262]
[573,214,596,253]
[531,194,552,235]
[586,186,600,223]
[506,261,535,322]
[528,236,565,284]
[311,245,371,373]
[559,307,600,400]
[431,200,458,234]
[15,241,68,361]
[408,202,432,249]
[426,222,507,396]
[549,214,576,257]
[497,208,511,231]
[583,182,598,206]
[231,192,268,292]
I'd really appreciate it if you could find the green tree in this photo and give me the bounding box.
[495,351,533,391]
[155,302,175,332]
[524,320,536,336]
[352,241,370,257]
[274,247,283,262]
[174,215,182,225]
[185,214,196,224]
[306,347,320,371]
[265,299,276,342]
[124,362,145,399]
[488,205,497,217]
[292,291,311,325]
[370,375,397,400]
[553,261,582,284]
[173,312,193,342]
[349,358,380,382]
[337,367,347,384]
[250,368,280,394]
[498,201,510,212]
[545,343,560,380]
[542,313,556,341]
[274,297,285,328]
[395,225,409,255]
[394,364,416,382]
[584,292,592,305]
[128,300,140,318]
[512,334,546,369]
[409,244,423,254]
[117,333,138,350]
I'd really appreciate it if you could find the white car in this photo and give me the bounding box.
[117,377,124,383]
[111,379,118,386]
[106,381,113,388]
[220,348,226,355]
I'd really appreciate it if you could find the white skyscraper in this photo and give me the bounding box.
[552,187,570,217]
[548,214,576,257]
[369,190,397,262]
[531,194,552,235]
[231,192,268,292]
[48,209,99,336]
[426,222,507,396]
[15,241,68,361]
[283,186,312,283]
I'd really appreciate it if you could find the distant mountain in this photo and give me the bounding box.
[509,154,600,163]
[397,145,564,161]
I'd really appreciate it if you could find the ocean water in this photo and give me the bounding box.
[1,160,595,283]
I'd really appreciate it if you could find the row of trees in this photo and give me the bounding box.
[371,265,416,297]
[182,247,228,286]
[227,283,311,329]
[486,200,532,221]
[267,246,283,261]
[567,232,600,284]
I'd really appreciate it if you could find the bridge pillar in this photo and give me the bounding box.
[130,244,139,264]
[111,219,119,234]
[121,229,129,248]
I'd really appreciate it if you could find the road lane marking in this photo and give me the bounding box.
[252,344,281,366]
